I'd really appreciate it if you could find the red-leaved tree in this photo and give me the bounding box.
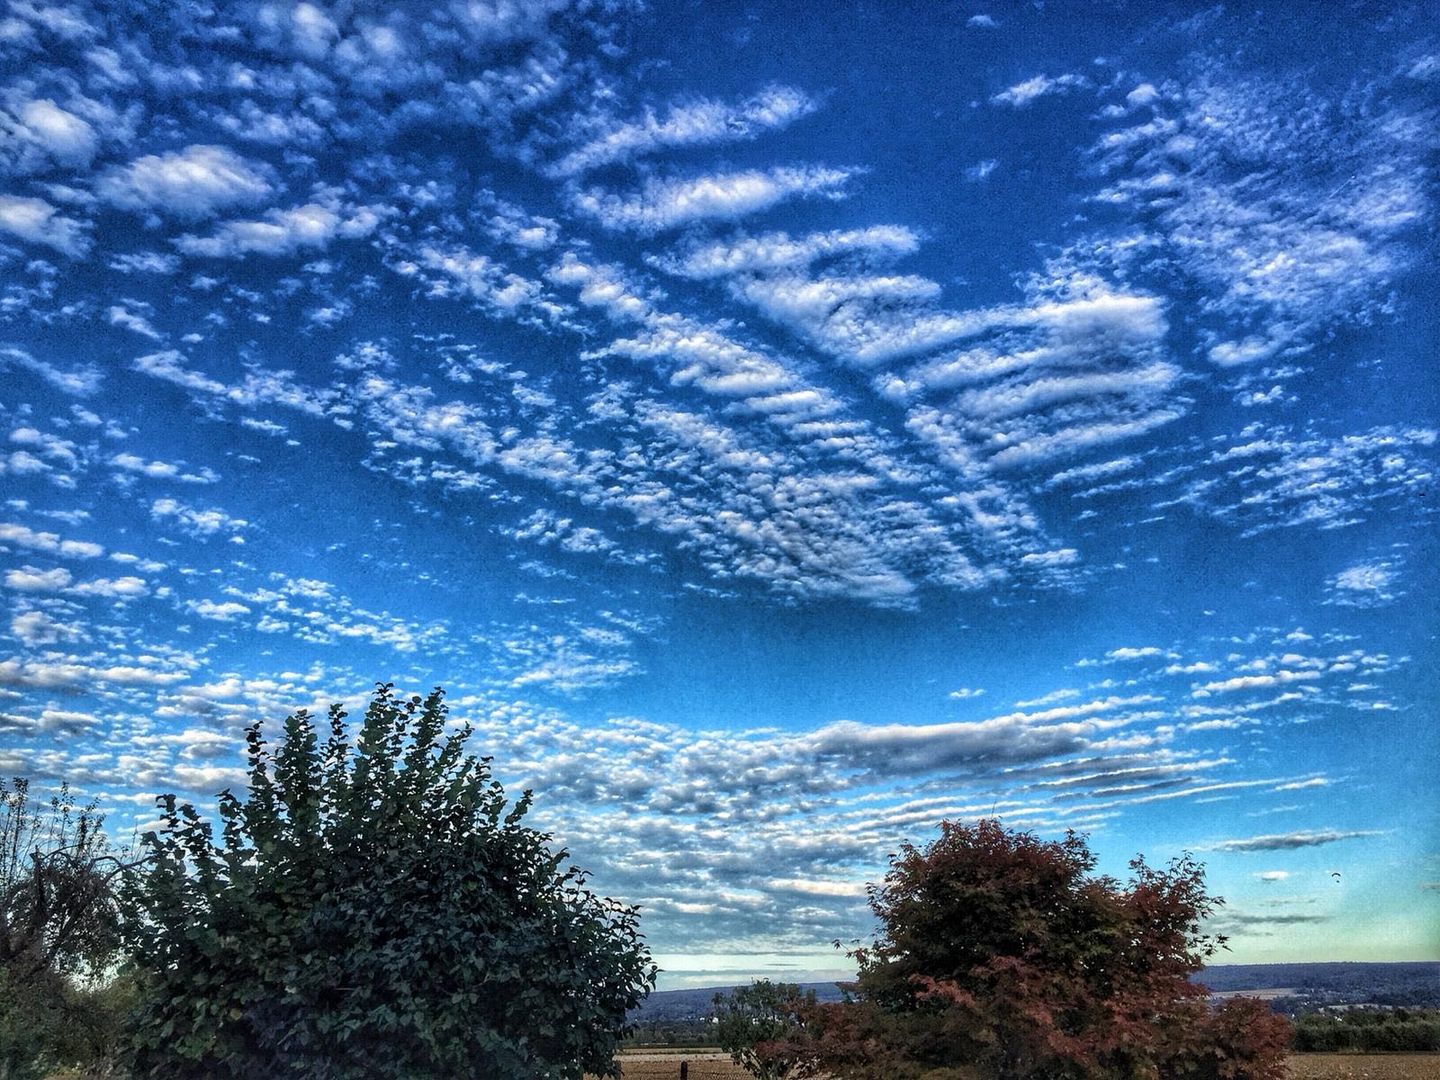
[759,820,1289,1080]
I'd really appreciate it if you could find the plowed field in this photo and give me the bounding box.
[1287,1054,1440,1079]
[590,1052,1440,1080]
[596,1052,745,1079]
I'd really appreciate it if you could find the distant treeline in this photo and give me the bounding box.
[623,1020,716,1047]
[1292,1009,1440,1053]
[1198,962,1440,1005]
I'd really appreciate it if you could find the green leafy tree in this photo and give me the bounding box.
[121,684,656,1080]
[712,980,819,1080]
[767,820,1289,1080]
[0,780,131,1080]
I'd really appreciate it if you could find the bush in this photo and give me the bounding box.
[1159,997,1292,1079]
[121,684,656,1080]
[1292,1009,1440,1052]
[713,980,819,1079]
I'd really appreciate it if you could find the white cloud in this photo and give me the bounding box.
[108,251,181,274]
[729,272,949,364]
[130,350,334,416]
[150,498,249,538]
[2,97,99,169]
[9,610,83,646]
[1090,71,1430,365]
[1125,83,1160,107]
[1191,670,1322,696]
[991,73,1089,107]
[662,226,920,279]
[806,695,1158,777]
[1019,548,1079,568]
[1171,426,1437,536]
[0,347,102,396]
[111,453,216,484]
[1207,335,1281,367]
[480,197,559,251]
[1274,778,1329,792]
[0,194,91,256]
[548,254,850,428]
[572,166,855,233]
[4,565,73,591]
[398,245,549,316]
[0,657,188,688]
[107,304,162,340]
[176,199,386,258]
[768,877,868,898]
[446,0,577,45]
[551,85,817,176]
[0,522,103,559]
[97,144,274,219]
[3,563,147,598]
[1326,559,1401,607]
[1014,688,1081,708]
[186,599,251,621]
[1106,646,1167,661]
[68,575,148,598]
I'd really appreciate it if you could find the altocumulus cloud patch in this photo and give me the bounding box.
[0,0,1434,979]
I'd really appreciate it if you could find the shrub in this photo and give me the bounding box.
[713,980,819,1079]
[1292,1009,1440,1053]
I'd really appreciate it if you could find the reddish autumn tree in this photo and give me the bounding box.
[767,820,1289,1080]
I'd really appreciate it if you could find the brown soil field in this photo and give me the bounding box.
[591,1051,747,1079]
[1287,1054,1440,1079]
[592,1053,1440,1080]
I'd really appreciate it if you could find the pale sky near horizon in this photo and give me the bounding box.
[0,0,1436,988]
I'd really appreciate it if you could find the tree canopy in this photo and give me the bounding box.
[121,684,656,1080]
[762,819,1290,1080]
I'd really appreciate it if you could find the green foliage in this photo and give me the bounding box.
[121,684,656,1080]
[0,779,129,1080]
[0,966,136,1080]
[1292,1007,1440,1052]
[712,980,819,1080]
[769,820,1290,1080]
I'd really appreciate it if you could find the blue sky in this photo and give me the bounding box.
[1,0,1436,988]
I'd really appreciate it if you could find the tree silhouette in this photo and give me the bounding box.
[122,684,655,1080]
[769,819,1289,1080]
[1,780,132,1079]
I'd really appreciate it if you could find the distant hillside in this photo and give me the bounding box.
[1194,961,1440,1000]
[634,963,1440,1022]
[631,981,846,1023]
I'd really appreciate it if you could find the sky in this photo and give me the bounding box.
[0,0,1437,989]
